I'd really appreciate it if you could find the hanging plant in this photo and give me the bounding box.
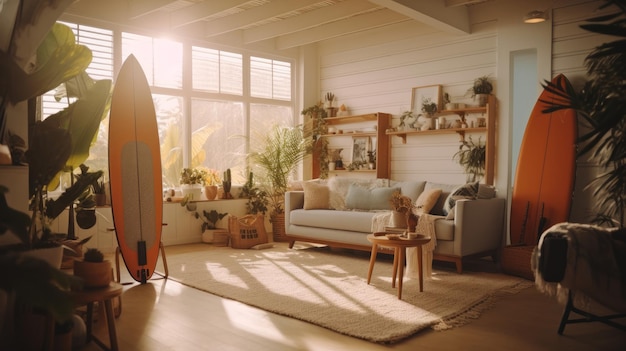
[453,136,485,182]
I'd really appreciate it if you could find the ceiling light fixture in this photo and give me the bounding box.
[523,10,548,24]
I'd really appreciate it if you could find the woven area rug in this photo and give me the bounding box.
[164,243,532,343]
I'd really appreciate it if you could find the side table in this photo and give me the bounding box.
[366,233,431,299]
[71,282,123,351]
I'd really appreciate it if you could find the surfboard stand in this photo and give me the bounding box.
[114,241,169,285]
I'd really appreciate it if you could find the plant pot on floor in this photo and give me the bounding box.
[201,228,230,244]
[73,260,112,288]
[271,213,287,242]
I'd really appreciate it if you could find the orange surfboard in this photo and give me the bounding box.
[108,55,163,283]
[509,74,577,246]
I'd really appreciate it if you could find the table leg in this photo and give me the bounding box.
[391,247,399,288]
[367,243,378,284]
[85,302,94,343]
[417,245,424,292]
[397,247,405,299]
[104,299,119,351]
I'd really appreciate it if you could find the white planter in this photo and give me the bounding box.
[181,184,203,200]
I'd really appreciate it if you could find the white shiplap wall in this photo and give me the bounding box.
[316,10,497,184]
[313,0,608,224]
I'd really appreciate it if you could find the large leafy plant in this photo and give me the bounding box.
[248,125,312,215]
[1,20,111,247]
[542,0,626,226]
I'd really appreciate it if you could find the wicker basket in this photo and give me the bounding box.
[501,245,536,280]
[271,213,288,242]
[229,214,268,249]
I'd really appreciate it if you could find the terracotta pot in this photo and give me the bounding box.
[74,260,112,288]
[204,185,218,200]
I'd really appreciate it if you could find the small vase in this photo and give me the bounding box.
[391,211,407,228]
[329,162,336,171]
[204,185,218,200]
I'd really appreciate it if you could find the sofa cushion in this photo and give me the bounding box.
[434,218,455,241]
[328,177,388,210]
[388,180,426,202]
[289,209,377,233]
[443,182,479,216]
[424,182,461,216]
[345,184,398,211]
[414,188,441,215]
[302,181,330,210]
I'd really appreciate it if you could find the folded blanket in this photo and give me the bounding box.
[533,222,626,312]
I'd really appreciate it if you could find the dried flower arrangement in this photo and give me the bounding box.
[389,190,414,214]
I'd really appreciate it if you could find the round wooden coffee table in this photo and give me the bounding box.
[367,232,431,299]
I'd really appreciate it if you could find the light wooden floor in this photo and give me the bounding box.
[80,244,626,351]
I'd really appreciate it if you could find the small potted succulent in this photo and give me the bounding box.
[73,248,112,288]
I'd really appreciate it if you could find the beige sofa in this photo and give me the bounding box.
[284,177,506,273]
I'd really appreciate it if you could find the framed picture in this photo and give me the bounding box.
[411,85,442,113]
[352,136,369,164]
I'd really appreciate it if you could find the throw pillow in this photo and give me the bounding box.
[345,184,399,211]
[477,184,496,199]
[414,188,442,215]
[443,182,479,216]
[369,187,400,210]
[345,184,371,210]
[302,181,330,210]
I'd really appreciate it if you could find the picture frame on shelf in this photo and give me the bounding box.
[411,85,442,113]
[351,136,369,164]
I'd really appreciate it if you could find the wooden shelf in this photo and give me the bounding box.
[386,127,486,144]
[313,112,391,179]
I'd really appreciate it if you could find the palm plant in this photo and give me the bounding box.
[541,0,626,227]
[249,124,312,215]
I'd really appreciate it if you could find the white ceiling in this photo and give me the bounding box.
[64,0,489,50]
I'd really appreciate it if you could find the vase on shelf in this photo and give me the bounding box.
[204,185,218,200]
[391,211,407,228]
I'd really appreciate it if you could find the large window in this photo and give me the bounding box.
[43,21,294,189]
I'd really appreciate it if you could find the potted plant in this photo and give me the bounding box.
[221,168,233,199]
[399,110,417,130]
[453,136,486,182]
[248,124,312,241]
[330,148,344,170]
[200,167,221,200]
[240,172,269,216]
[325,92,338,117]
[73,247,112,288]
[541,0,626,226]
[367,150,376,170]
[180,167,206,200]
[303,103,330,178]
[467,75,493,106]
[389,190,414,228]
[180,196,229,245]
[14,23,111,251]
[93,176,107,207]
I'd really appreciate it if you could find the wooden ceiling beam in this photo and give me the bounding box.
[369,0,471,34]
[203,0,321,38]
[276,8,407,50]
[169,0,251,28]
[243,0,380,44]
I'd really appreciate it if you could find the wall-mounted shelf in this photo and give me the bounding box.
[386,95,497,185]
[386,127,487,144]
[312,112,391,179]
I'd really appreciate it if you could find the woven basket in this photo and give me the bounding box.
[271,213,288,242]
[229,214,268,249]
[501,245,536,280]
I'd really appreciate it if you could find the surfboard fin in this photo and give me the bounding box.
[537,203,547,243]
